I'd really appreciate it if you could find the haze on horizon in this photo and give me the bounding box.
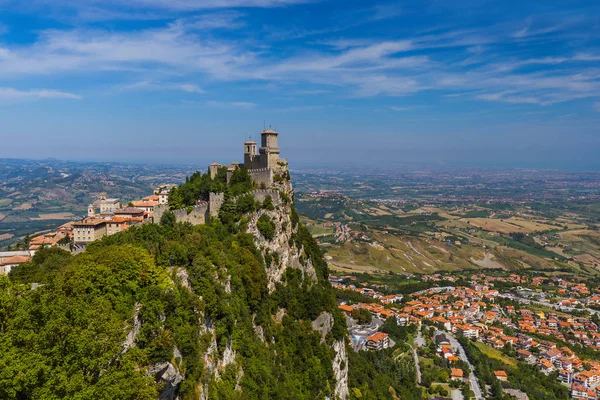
[0,0,599,169]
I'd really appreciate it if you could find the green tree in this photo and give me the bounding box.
[257,214,276,241]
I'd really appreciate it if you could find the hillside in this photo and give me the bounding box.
[295,188,600,277]
[0,166,420,400]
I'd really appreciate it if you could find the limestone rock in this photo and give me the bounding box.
[332,340,349,400]
[122,303,141,352]
[148,362,184,400]
[311,311,333,344]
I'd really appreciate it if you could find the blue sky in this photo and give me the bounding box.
[0,0,599,168]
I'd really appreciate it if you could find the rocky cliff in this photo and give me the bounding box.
[2,165,349,400]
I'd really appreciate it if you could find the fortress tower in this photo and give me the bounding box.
[259,129,280,169]
[244,139,260,169]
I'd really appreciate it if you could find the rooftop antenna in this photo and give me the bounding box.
[263,120,265,130]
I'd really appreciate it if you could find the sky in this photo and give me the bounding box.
[0,0,599,169]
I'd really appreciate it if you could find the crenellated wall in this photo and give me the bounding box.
[154,190,281,226]
[233,189,281,205]
[154,203,208,225]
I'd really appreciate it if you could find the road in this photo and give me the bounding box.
[444,332,483,400]
[409,343,421,384]
[451,389,465,400]
[500,293,599,316]
[414,328,426,348]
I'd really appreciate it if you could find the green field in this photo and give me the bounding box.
[474,342,517,367]
[0,198,13,207]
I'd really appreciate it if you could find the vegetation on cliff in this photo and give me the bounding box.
[168,167,255,210]
[2,166,419,399]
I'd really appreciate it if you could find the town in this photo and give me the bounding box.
[332,271,600,400]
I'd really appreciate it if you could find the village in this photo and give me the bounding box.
[0,185,173,274]
[332,272,600,400]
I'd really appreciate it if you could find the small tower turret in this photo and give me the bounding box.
[88,204,96,218]
[209,162,222,179]
[244,138,259,169]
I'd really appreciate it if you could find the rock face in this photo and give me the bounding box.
[312,311,333,343]
[247,180,317,292]
[148,362,184,400]
[147,165,348,399]
[122,303,141,352]
[332,340,349,400]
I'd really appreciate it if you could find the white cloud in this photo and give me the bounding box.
[183,11,246,30]
[594,102,600,112]
[389,106,419,112]
[0,87,81,101]
[129,0,311,10]
[206,100,255,109]
[176,83,205,93]
[121,81,205,93]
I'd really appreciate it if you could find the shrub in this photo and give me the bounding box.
[262,196,275,211]
[257,214,276,241]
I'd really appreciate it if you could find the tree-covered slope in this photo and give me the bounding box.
[2,167,418,399]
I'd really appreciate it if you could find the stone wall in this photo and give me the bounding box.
[153,190,280,227]
[209,192,224,217]
[154,204,209,225]
[248,168,273,187]
[233,189,281,205]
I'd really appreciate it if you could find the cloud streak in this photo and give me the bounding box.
[0,87,82,101]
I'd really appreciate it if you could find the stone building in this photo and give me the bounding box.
[99,193,121,215]
[210,128,286,187]
[73,219,108,243]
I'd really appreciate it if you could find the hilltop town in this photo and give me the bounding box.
[0,128,289,274]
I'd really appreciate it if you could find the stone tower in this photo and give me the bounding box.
[209,162,222,179]
[88,204,96,218]
[244,139,259,169]
[259,129,280,169]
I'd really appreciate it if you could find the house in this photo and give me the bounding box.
[516,349,535,363]
[434,333,450,351]
[396,313,410,326]
[494,370,508,382]
[99,195,121,215]
[0,252,32,275]
[366,332,390,351]
[451,368,464,381]
[338,304,354,315]
[131,200,157,213]
[114,207,146,219]
[539,358,555,374]
[572,384,597,400]
[454,324,479,339]
[28,231,67,250]
[558,369,572,384]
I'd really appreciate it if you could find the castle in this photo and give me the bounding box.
[152,128,287,226]
[209,128,286,187]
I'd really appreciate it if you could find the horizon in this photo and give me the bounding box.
[3,154,600,173]
[0,0,599,169]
